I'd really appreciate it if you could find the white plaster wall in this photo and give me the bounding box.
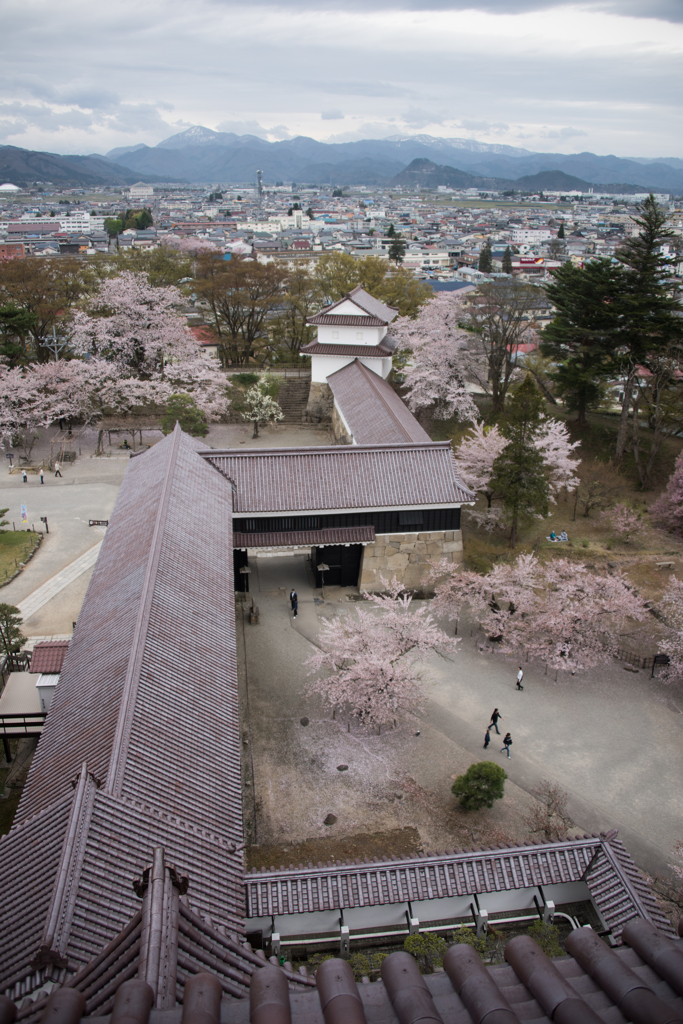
[311,354,388,383]
[317,324,386,346]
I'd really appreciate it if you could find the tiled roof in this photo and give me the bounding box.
[233,526,375,549]
[30,641,70,675]
[0,428,246,992]
[299,342,394,357]
[202,443,476,513]
[246,834,674,943]
[316,286,398,324]
[306,313,388,327]
[327,360,432,445]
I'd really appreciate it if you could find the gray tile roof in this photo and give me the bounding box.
[202,443,475,513]
[0,428,245,991]
[317,286,398,325]
[233,526,375,549]
[246,834,674,943]
[300,342,394,357]
[327,360,432,445]
[306,313,388,327]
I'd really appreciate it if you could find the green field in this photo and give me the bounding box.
[0,531,40,586]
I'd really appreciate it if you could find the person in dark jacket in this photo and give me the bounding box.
[483,729,491,749]
[489,708,502,734]
[501,733,512,758]
[289,589,298,618]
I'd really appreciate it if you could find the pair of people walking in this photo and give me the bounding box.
[484,708,512,758]
[289,589,298,619]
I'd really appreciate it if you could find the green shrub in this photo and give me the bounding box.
[160,394,208,437]
[232,372,259,386]
[404,932,447,972]
[449,927,487,957]
[348,951,387,981]
[451,761,507,810]
[527,920,563,956]
[581,540,589,548]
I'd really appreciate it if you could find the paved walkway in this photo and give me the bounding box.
[240,559,683,878]
[17,542,103,622]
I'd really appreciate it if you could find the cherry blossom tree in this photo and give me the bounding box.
[242,375,284,438]
[427,554,647,675]
[454,422,507,508]
[659,576,683,683]
[651,450,683,537]
[391,291,479,423]
[70,272,198,373]
[453,416,580,527]
[305,576,459,727]
[534,416,581,497]
[601,504,641,541]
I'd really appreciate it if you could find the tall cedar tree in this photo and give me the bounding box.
[502,246,513,274]
[613,194,683,458]
[541,258,626,424]
[388,237,407,264]
[478,240,493,273]
[490,375,549,547]
[557,223,565,239]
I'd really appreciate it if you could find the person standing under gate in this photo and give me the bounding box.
[290,589,298,619]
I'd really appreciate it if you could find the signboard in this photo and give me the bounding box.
[20,504,28,527]
[88,519,109,527]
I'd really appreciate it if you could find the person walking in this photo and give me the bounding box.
[54,461,62,478]
[516,666,524,690]
[483,729,491,750]
[489,708,502,734]
[39,470,44,485]
[501,733,512,758]
[290,588,298,619]
[22,469,28,483]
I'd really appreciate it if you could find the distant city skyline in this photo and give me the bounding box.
[0,0,681,159]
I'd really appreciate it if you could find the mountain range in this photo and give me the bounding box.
[0,146,172,188]
[0,126,682,192]
[100,126,683,192]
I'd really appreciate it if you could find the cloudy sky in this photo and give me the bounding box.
[1,0,681,158]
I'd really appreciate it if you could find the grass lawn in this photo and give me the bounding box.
[0,531,40,587]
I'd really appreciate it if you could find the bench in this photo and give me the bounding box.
[655,561,675,570]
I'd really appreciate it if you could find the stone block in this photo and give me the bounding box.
[442,540,464,553]
[387,541,401,550]
[386,552,410,570]
[415,541,428,553]
[408,552,419,563]
[400,539,416,551]
[426,542,443,555]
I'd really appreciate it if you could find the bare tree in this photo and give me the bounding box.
[523,779,574,841]
[464,280,544,414]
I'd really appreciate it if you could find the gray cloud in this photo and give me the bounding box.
[321,110,344,120]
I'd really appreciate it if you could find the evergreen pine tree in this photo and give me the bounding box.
[490,376,549,547]
[387,223,396,238]
[502,246,513,274]
[541,258,627,424]
[478,240,493,273]
[557,222,565,239]
[388,237,406,264]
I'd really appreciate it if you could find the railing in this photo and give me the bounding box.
[225,362,311,379]
[0,712,47,737]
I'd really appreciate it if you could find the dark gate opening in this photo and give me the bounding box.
[234,549,249,592]
[313,545,362,588]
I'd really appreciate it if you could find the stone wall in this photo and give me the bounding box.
[330,403,352,444]
[359,530,463,591]
[304,382,334,424]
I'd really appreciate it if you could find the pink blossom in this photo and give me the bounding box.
[659,575,683,684]
[601,504,641,541]
[305,575,459,727]
[428,554,647,675]
[70,272,198,373]
[651,450,683,536]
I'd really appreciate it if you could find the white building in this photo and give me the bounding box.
[511,228,553,243]
[127,182,155,201]
[300,286,398,385]
[58,213,105,232]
